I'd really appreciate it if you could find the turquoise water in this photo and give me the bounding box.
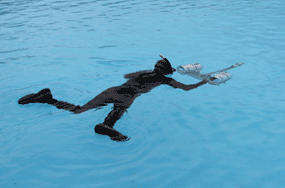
[1,0,285,187]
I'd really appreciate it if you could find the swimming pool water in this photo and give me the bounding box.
[1,0,285,187]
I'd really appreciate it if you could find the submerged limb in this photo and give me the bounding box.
[103,105,129,128]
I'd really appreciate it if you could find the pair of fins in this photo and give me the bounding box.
[177,63,244,85]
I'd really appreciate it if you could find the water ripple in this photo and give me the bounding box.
[0,48,29,54]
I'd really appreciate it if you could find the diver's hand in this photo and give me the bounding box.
[202,77,216,84]
[209,77,216,81]
[206,76,217,85]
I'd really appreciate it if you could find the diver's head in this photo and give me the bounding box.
[154,55,176,75]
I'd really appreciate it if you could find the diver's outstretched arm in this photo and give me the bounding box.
[124,72,140,79]
[124,69,153,79]
[166,79,208,91]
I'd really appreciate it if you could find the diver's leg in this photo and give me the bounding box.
[18,88,83,112]
[72,88,117,114]
[61,87,123,113]
[50,99,81,113]
[18,87,116,114]
[103,106,128,128]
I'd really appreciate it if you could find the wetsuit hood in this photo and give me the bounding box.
[154,58,176,75]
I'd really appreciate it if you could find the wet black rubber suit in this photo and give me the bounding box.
[18,56,209,142]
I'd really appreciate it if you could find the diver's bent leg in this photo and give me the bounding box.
[94,105,129,142]
[103,106,128,128]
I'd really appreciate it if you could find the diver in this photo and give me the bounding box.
[18,54,213,142]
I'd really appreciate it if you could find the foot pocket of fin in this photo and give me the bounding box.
[18,88,53,105]
[94,123,129,142]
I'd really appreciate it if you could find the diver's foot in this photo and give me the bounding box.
[94,123,130,142]
[18,88,53,105]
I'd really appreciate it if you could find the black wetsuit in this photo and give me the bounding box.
[50,71,207,126]
[18,61,208,141]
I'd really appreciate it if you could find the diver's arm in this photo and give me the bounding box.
[124,69,153,79]
[124,72,139,79]
[166,79,208,91]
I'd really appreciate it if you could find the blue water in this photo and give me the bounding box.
[1,0,285,187]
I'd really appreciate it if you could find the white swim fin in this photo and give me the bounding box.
[208,72,232,85]
[177,63,243,85]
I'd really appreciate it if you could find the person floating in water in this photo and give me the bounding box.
[18,54,213,142]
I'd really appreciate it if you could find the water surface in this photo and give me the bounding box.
[1,0,285,187]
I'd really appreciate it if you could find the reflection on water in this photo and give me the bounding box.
[1,0,285,187]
